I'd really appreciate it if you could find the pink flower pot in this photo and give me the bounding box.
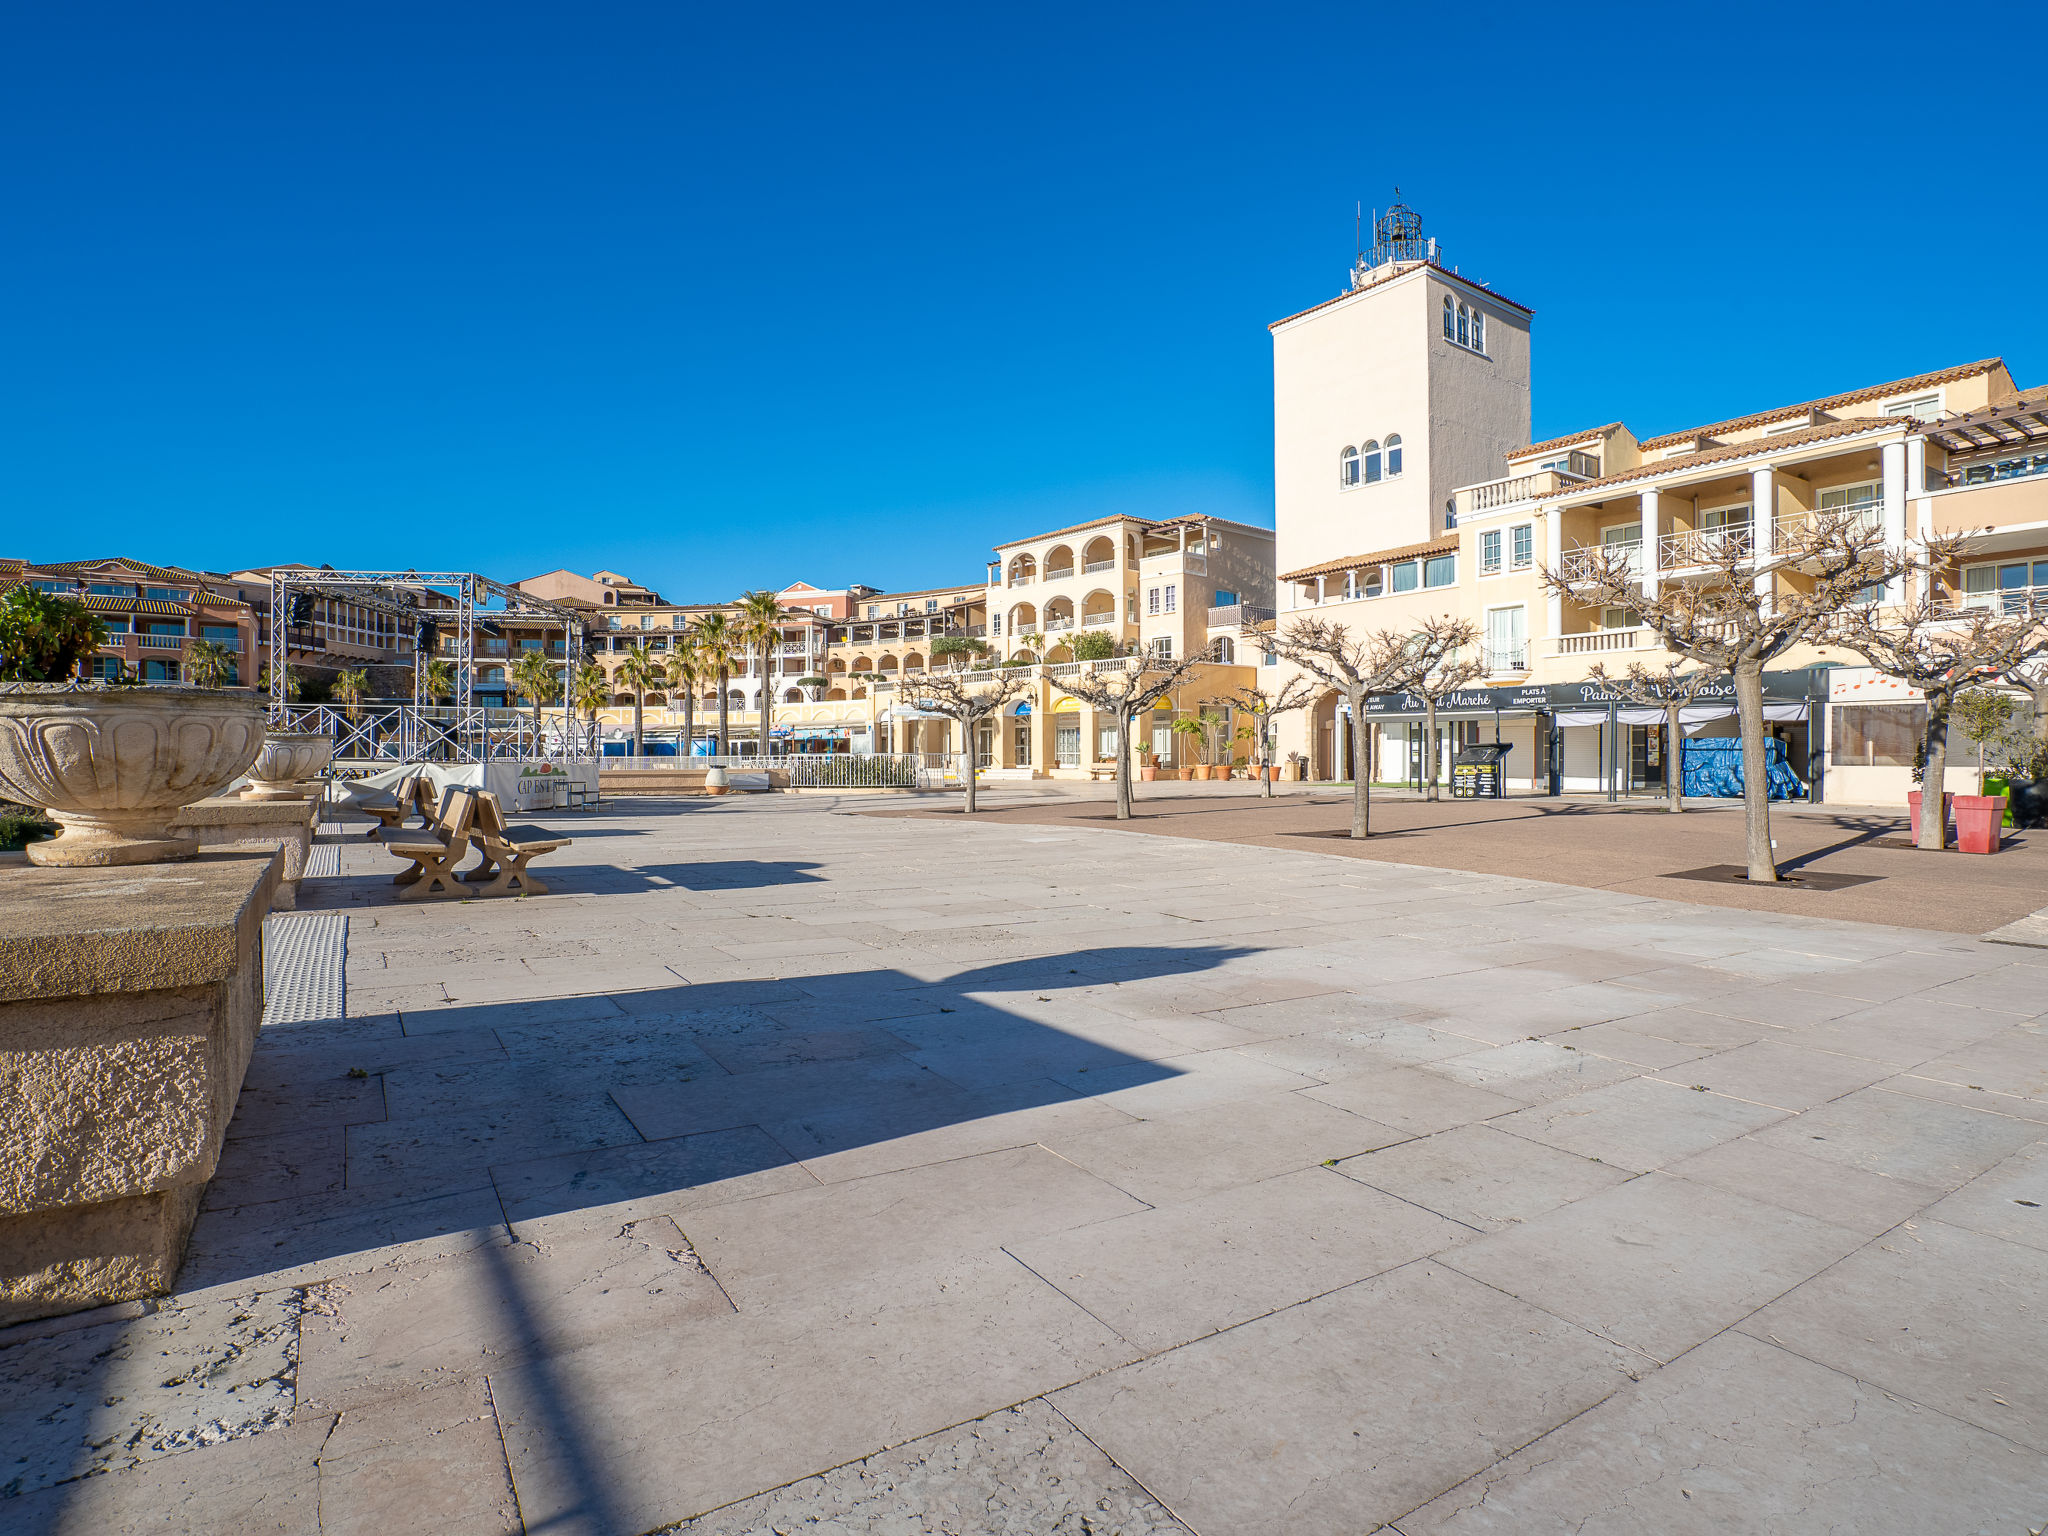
[1906,790,1953,842]
[1953,794,2008,855]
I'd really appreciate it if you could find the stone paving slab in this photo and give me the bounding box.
[5,794,2046,1532]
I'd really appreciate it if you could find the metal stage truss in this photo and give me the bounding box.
[265,569,593,763]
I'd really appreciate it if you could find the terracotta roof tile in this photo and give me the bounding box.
[1281,536,1460,583]
[1513,422,1628,460]
[1567,416,1906,492]
[1635,360,2003,449]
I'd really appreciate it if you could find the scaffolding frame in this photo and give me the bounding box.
[265,569,593,762]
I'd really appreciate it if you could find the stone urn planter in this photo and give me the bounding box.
[239,731,335,802]
[0,683,266,865]
[705,764,730,796]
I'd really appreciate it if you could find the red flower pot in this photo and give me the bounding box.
[1953,794,2008,855]
[1906,790,1953,842]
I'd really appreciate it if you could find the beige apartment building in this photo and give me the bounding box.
[1261,209,2044,804]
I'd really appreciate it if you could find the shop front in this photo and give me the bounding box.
[1355,671,1831,801]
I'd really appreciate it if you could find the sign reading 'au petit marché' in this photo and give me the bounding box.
[1361,668,1827,716]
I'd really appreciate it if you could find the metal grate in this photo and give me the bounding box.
[262,912,347,1024]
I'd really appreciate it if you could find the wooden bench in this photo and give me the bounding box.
[384,784,478,900]
[461,791,573,897]
[360,772,423,838]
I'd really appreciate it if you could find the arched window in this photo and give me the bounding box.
[1214,636,1235,664]
[1385,433,1403,478]
[1456,302,1469,348]
[1340,446,1360,486]
[1362,439,1382,484]
[1470,308,1485,352]
[1443,295,1455,340]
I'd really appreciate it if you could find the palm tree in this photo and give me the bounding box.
[614,641,663,756]
[663,633,704,760]
[183,637,236,689]
[262,662,304,702]
[510,649,560,751]
[690,611,744,755]
[332,668,370,723]
[734,590,788,759]
[569,659,608,753]
[421,657,455,704]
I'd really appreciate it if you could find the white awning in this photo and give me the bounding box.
[1552,709,1608,728]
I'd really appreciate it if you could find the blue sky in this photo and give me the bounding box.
[4,2,2040,601]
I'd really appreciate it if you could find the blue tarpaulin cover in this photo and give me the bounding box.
[1682,737,1806,800]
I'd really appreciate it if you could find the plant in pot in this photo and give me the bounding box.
[1135,741,1158,782]
[0,586,264,865]
[1170,715,1201,779]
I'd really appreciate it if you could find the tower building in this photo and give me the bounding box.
[1269,199,1533,578]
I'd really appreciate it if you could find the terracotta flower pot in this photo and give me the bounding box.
[1176,766,1194,781]
[1906,790,1953,842]
[1953,794,2007,855]
[0,683,266,865]
[1139,765,1159,781]
[1190,764,1210,781]
[240,731,335,801]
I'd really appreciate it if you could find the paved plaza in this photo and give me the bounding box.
[4,793,2046,1534]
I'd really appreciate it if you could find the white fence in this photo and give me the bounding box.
[787,754,922,789]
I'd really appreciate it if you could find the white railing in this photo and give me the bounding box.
[137,633,186,649]
[1553,629,1646,656]
[787,754,919,789]
[1045,662,1084,678]
[1044,617,1075,632]
[1559,543,1641,583]
[1083,559,1117,573]
[1007,575,1034,587]
[1777,505,1880,540]
[1484,645,1529,672]
[1661,527,1755,566]
[1081,613,1117,628]
[1935,586,2048,619]
[1207,603,1275,629]
[1044,568,1075,582]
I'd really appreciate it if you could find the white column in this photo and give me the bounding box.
[1640,489,1661,600]
[1906,436,1932,602]
[1751,466,1776,602]
[1544,506,1564,643]
[1882,441,1908,602]
[1316,575,1327,605]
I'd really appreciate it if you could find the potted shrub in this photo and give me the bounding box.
[0,586,264,865]
[1170,715,1201,779]
[1135,742,1159,782]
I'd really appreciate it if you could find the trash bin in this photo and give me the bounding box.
[1450,743,1512,799]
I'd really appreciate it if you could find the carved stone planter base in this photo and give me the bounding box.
[24,813,199,867]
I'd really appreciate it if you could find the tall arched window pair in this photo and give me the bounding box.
[1443,295,1485,352]
[1339,434,1403,488]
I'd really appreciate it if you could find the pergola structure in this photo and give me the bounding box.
[1927,397,2048,481]
[266,568,593,763]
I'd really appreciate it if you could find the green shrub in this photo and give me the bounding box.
[0,586,107,683]
[0,811,57,852]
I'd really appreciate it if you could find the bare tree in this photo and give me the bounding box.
[1400,618,1484,801]
[901,667,1029,814]
[1048,644,1216,819]
[1827,599,2048,850]
[1225,674,1317,799]
[1584,660,1725,813]
[1252,615,1471,838]
[1545,508,1920,881]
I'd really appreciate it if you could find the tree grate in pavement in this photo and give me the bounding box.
[262,912,347,1024]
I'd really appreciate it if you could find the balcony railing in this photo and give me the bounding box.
[1947,452,2048,488]
[1207,603,1275,629]
[1660,528,1754,567]
[1453,465,1590,517]
[1043,617,1075,632]
[1043,567,1075,582]
[1935,586,2048,619]
[136,632,187,649]
[1007,575,1034,587]
[1776,504,1881,542]
[1552,628,1647,657]
[1081,613,1118,628]
[1559,542,1642,583]
[1484,645,1529,672]
[1082,559,1117,573]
